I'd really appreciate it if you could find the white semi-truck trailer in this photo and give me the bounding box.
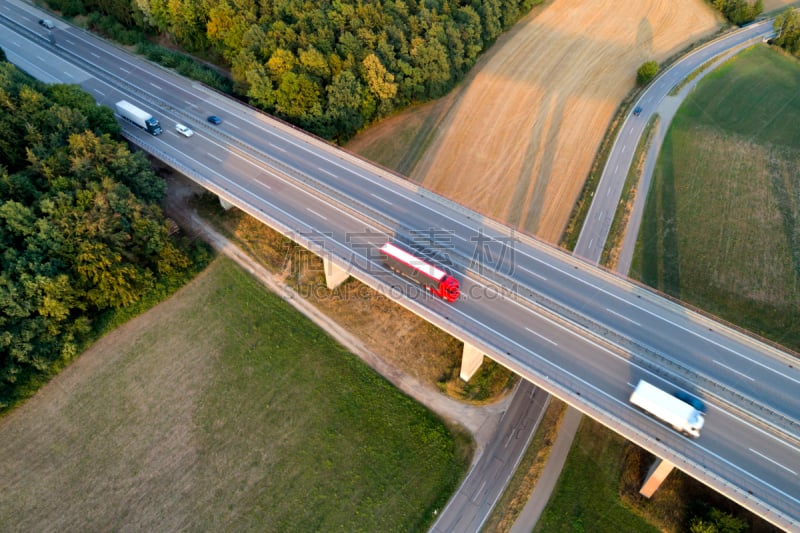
[115,100,162,135]
[629,380,705,438]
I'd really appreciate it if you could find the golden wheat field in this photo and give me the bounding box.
[413,0,721,242]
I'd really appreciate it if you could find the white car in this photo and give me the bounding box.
[175,123,194,137]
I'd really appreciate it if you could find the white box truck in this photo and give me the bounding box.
[115,100,162,135]
[629,380,705,438]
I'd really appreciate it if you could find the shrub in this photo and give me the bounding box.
[637,61,659,85]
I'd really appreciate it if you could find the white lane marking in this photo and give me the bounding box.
[63,71,74,78]
[93,89,105,97]
[526,253,800,387]
[150,82,162,90]
[227,122,240,130]
[306,208,327,220]
[207,153,222,163]
[749,448,797,475]
[186,101,197,108]
[90,52,100,59]
[371,193,391,204]
[37,55,46,62]
[119,67,130,74]
[614,164,619,174]
[318,167,337,178]
[12,40,21,47]
[63,38,75,45]
[621,145,627,154]
[525,327,558,346]
[713,360,755,381]
[269,143,287,153]
[605,308,640,326]
[518,265,546,281]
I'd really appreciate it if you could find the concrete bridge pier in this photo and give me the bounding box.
[460,343,486,381]
[639,457,675,498]
[322,257,350,290]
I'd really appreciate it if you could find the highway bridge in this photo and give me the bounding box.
[1,4,798,529]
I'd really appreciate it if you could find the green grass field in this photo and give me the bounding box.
[532,418,658,533]
[631,44,800,351]
[0,258,469,531]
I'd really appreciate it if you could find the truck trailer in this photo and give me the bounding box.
[114,100,162,135]
[629,380,705,438]
[379,242,460,302]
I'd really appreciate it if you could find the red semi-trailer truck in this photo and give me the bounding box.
[379,242,460,302]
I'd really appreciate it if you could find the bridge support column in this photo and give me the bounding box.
[639,458,675,498]
[460,343,485,382]
[322,257,349,290]
[219,197,234,210]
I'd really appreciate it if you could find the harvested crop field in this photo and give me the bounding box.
[412,0,720,242]
[763,0,797,11]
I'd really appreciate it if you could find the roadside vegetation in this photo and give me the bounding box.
[0,61,209,412]
[712,0,764,24]
[0,257,470,530]
[42,0,542,142]
[773,7,800,57]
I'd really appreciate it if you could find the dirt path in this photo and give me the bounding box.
[413,0,721,243]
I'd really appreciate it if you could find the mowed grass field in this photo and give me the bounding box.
[632,44,800,350]
[0,258,468,531]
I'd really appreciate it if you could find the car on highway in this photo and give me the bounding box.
[38,19,55,29]
[633,106,643,116]
[207,115,222,125]
[175,123,194,137]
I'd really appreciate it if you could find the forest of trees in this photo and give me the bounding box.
[42,0,542,141]
[773,8,800,57]
[0,57,206,411]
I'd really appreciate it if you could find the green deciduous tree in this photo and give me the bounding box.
[362,53,397,101]
[774,8,800,57]
[712,0,763,25]
[0,63,194,411]
[637,60,659,85]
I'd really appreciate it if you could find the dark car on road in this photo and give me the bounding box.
[207,115,222,125]
[633,106,643,116]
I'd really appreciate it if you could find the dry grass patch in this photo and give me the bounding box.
[413,0,720,242]
[763,0,799,12]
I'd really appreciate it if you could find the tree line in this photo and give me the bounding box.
[42,0,542,142]
[711,0,763,25]
[0,57,208,411]
[773,8,800,57]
